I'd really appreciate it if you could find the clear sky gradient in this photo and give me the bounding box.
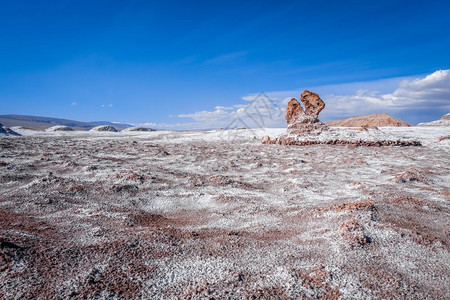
[1,0,449,128]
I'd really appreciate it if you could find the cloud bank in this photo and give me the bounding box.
[143,70,450,130]
[319,69,450,121]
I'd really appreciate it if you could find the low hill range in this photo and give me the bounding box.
[0,114,132,131]
[2,112,448,133]
[325,113,412,128]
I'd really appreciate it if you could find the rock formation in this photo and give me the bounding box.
[262,91,421,147]
[325,113,411,128]
[285,91,328,137]
[263,90,328,144]
[299,90,325,118]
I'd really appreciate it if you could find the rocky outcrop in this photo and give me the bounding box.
[285,98,303,124]
[284,91,328,138]
[299,90,325,118]
[0,123,21,136]
[326,113,411,128]
[263,90,328,144]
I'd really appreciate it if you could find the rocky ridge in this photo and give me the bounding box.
[325,113,411,128]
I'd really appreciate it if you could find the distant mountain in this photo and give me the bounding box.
[0,114,132,131]
[325,113,411,128]
[417,113,450,126]
[88,121,132,128]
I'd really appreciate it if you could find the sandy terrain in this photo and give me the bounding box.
[1,127,449,299]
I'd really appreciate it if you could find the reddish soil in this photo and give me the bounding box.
[0,132,449,299]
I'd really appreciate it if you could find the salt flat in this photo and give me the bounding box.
[1,127,449,299]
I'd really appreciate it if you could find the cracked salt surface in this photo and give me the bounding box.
[0,126,449,298]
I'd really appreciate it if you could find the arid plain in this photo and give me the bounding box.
[1,126,449,299]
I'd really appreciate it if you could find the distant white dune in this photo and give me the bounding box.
[6,126,450,148]
[46,125,74,132]
[89,125,118,132]
[121,127,155,132]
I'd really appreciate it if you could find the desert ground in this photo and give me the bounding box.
[1,127,449,299]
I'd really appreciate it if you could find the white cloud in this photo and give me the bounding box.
[215,105,234,111]
[240,69,450,122]
[71,102,77,106]
[176,93,284,130]
[141,70,450,130]
[241,95,257,101]
[101,104,114,108]
[385,70,450,104]
[319,69,450,120]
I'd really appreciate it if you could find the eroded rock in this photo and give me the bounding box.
[282,91,329,139]
[285,98,304,124]
[300,90,325,118]
[263,90,329,144]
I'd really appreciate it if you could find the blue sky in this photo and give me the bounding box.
[0,0,449,128]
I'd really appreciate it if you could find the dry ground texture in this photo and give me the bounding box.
[0,127,449,299]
